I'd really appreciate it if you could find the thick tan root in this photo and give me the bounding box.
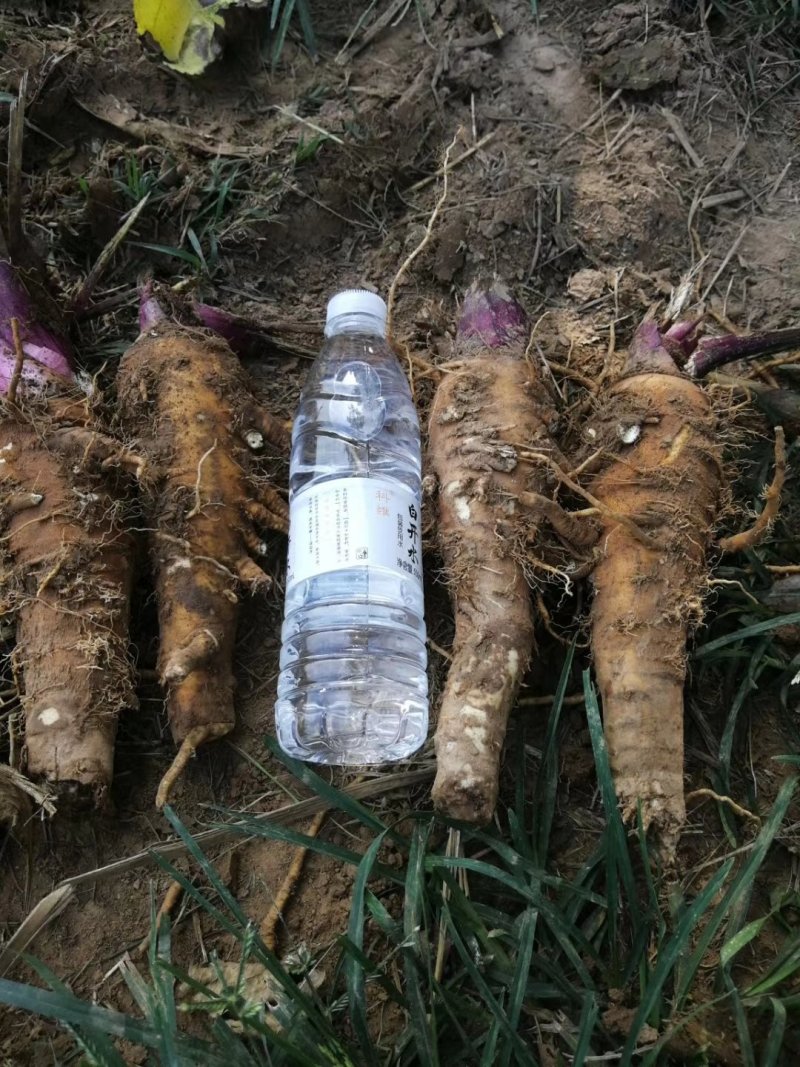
[117,324,287,806]
[588,326,721,836]
[430,285,558,824]
[1,402,135,809]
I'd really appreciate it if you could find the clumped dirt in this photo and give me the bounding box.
[2,0,800,1060]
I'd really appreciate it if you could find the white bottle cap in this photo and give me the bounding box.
[325,289,387,336]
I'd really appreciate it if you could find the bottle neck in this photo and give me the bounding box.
[325,312,386,338]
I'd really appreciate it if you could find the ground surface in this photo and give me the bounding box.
[1,0,800,1062]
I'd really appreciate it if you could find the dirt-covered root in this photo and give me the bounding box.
[587,328,721,839]
[0,406,135,810]
[430,281,563,825]
[116,324,288,806]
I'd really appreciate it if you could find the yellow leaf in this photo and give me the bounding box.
[133,0,230,74]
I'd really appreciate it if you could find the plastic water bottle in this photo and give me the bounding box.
[275,289,429,764]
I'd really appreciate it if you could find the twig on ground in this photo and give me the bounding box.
[407,131,495,194]
[71,193,151,313]
[699,223,748,304]
[662,108,703,169]
[556,87,622,149]
[6,72,27,259]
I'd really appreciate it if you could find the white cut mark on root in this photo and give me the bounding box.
[464,724,488,755]
[245,431,264,450]
[507,648,519,680]
[38,708,60,726]
[445,480,471,523]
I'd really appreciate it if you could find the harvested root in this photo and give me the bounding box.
[585,320,721,838]
[0,242,135,809]
[2,402,136,808]
[116,307,289,807]
[585,316,800,841]
[430,280,575,825]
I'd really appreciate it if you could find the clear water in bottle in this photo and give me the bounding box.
[275,289,429,763]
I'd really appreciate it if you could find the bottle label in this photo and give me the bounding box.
[287,477,423,589]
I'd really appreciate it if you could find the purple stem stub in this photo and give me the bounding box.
[457,279,528,353]
[138,281,168,333]
[623,319,682,377]
[0,259,75,395]
[687,327,800,378]
[193,301,268,360]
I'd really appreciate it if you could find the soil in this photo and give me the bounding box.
[2,0,800,1062]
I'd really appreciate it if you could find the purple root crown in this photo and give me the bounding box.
[0,259,74,394]
[138,281,168,333]
[623,319,683,377]
[457,279,529,352]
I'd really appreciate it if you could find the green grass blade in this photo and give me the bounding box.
[0,976,164,1051]
[761,998,787,1067]
[345,828,388,1066]
[158,807,330,1036]
[532,641,576,864]
[365,889,404,944]
[677,776,797,1005]
[403,821,439,1066]
[265,736,404,843]
[583,670,640,972]
[694,611,800,657]
[272,0,297,67]
[294,0,317,54]
[572,993,599,1066]
[746,935,800,997]
[718,637,770,792]
[620,858,735,1062]
[211,808,402,883]
[442,902,531,1062]
[22,958,130,1067]
[130,241,201,268]
[498,908,537,1067]
[723,970,756,1067]
[721,915,770,968]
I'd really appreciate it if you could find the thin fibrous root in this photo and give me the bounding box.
[156,723,231,809]
[718,425,786,554]
[386,131,459,336]
[259,808,327,953]
[685,788,761,824]
[161,628,221,684]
